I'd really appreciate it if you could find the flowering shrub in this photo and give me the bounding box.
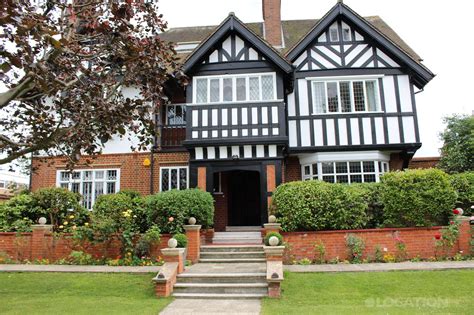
[434,217,461,259]
[0,189,88,232]
[394,235,408,261]
[345,233,365,263]
[383,253,396,263]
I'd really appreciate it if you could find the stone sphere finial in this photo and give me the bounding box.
[167,238,178,248]
[38,217,47,225]
[268,236,279,246]
[268,215,277,223]
[188,217,197,225]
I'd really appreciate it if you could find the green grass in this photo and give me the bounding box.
[0,273,172,315]
[262,270,474,315]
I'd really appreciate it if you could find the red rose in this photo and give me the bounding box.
[453,209,460,215]
[434,234,441,240]
[450,221,454,225]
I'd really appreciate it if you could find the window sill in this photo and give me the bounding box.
[311,111,385,116]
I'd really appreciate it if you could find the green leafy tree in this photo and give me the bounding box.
[438,115,474,173]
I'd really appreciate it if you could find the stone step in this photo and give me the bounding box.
[199,258,266,263]
[173,283,268,294]
[172,292,267,299]
[226,226,262,232]
[200,251,265,259]
[176,273,266,283]
[212,239,263,245]
[200,245,264,253]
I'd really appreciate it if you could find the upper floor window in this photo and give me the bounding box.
[311,78,380,114]
[194,73,276,104]
[329,25,339,42]
[166,105,186,125]
[57,169,120,209]
[160,166,188,191]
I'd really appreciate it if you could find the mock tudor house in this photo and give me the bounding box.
[31,1,434,231]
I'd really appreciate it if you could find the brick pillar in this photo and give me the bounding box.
[266,164,276,211]
[458,217,471,254]
[31,224,53,260]
[264,245,284,298]
[197,167,206,191]
[161,248,185,274]
[184,225,201,263]
[263,223,281,236]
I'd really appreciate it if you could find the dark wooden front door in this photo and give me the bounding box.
[228,170,261,226]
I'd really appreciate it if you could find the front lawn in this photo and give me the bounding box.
[0,273,172,315]
[262,270,473,314]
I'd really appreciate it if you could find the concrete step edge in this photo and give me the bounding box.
[178,273,266,278]
[172,293,267,299]
[174,283,268,288]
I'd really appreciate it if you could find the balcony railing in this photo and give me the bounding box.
[184,101,287,145]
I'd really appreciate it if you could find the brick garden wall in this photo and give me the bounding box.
[31,151,190,195]
[282,219,472,263]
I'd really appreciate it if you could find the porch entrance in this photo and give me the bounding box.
[227,170,261,227]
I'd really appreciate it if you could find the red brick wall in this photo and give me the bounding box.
[0,231,171,262]
[31,152,189,195]
[409,157,440,169]
[282,220,472,262]
[213,172,229,232]
[284,156,301,183]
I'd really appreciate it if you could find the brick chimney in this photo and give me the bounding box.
[262,0,282,47]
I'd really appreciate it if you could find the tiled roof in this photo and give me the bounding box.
[160,16,422,63]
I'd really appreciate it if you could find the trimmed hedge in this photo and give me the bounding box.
[380,169,457,227]
[272,180,368,232]
[450,172,474,216]
[146,189,214,233]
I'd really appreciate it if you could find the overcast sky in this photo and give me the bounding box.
[159,0,473,157]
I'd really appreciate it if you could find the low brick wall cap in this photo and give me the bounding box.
[161,248,185,256]
[183,225,202,231]
[263,245,285,255]
[264,223,281,229]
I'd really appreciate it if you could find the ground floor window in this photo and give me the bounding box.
[302,161,389,183]
[160,166,188,191]
[57,169,120,209]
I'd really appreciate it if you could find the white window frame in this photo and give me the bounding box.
[302,161,389,183]
[165,104,187,125]
[159,166,189,192]
[308,75,383,115]
[56,169,120,210]
[192,72,277,104]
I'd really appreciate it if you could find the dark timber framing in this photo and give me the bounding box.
[183,13,293,75]
[286,2,435,89]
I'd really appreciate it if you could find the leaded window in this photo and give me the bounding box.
[160,166,188,191]
[311,79,380,114]
[57,169,119,209]
[166,105,186,125]
[302,161,389,183]
[193,73,276,103]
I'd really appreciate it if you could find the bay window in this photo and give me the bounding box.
[302,161,389,183]
[193,73,276,103]
[311,78,380,114]
[57,169,120,209]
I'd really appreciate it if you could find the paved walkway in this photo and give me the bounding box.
[0,264,161,273]
[285,260,474,272]
[159,299,261,315]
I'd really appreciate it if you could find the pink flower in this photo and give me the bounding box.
[168,217,174,222]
